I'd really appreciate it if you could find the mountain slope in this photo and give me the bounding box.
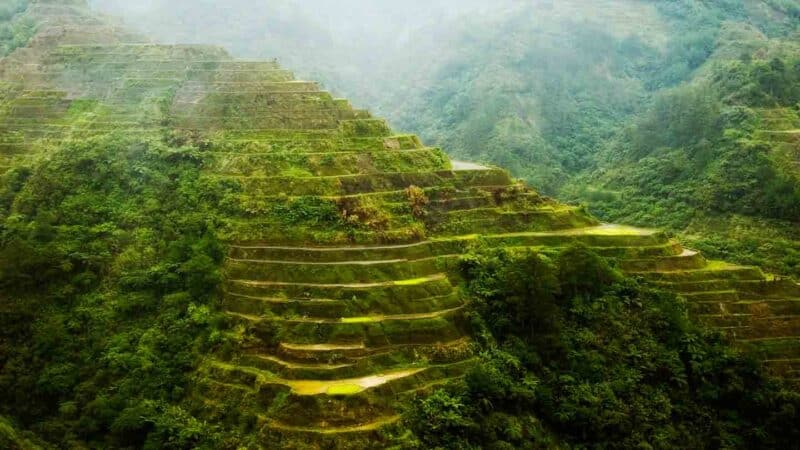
[563,22,800,279]
[88,1,799,191]
[0,1,798,448]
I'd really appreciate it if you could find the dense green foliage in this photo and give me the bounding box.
[0,0,34,57]
[395,0,800,192]
[409,1,800,277]
[88,1,800,277]
[0,415,42,449]
[2,1,799,448]
[0,135,228,447]
[402,245,800,449]
[566,52,800,277]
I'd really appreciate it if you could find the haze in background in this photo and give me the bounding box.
[87,0,661,113]
[88,0,519,107]
[86,0,678,187]
[85,0,800,282]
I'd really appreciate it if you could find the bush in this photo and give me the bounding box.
[0,135,227,447]
[405,245,800,449]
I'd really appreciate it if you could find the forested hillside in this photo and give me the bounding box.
[395,1,800,190]
[0,0,35,56]
[561,22,800,279]
[90,0,800,278]
[1,1,799,449]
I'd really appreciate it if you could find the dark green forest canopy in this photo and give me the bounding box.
[0,136,227,447]
[400,246,800,449]
[393,0,800,191]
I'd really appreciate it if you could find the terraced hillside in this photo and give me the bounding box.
[754,107,800,179]
[2,0,799,446]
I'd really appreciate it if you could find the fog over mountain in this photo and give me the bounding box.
[88,0,519,106]
[87,0,673,111]
[85,0,800,279]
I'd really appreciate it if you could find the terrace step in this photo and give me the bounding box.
[239,354,364,380]
[227,307,465,347]
[245,353,354,371]
[226,225,672,262]
[202,134,423,152]
[226,273,449,291]
[220,220,427,245]
[204,147,450,177]
[691,299,800,316]
[281,342,366,353]
[276,337,472,364]
[429,195,493,212]
[284,367,425,396]
[763,358,800,376]
[717,316,800,339]
[224,291,462,319]
[733,279,800,298]
[226,305,464,325]
[240,338,472,380]
[621,249,706,272]
[451,160,490,171]
[265,414,400,435]
[741,337,800,359]
[199,360,473,428]
[224,293,345,318]
[221,168,514,197]
[698,313,754,328]
[654,279,736,293]
[223,255,448,284]
[225,274,454,305]
[477,224,668,247]
[228,240,440,262]
[431,207,596,236]
[680,290,741,302]
[204,358,470,398]
[632,262,765,282]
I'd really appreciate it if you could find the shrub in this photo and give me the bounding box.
[405,185,429,219]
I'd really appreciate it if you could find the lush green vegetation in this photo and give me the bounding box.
[565,52,800,277]
[0,415,43,449]
[401,245,800,449]
[2,1,800,448]
[0,135,228,447]
[0,0,34,57]
[392,0,799,191]
[87,1,800,278]
[386,0,800,278]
